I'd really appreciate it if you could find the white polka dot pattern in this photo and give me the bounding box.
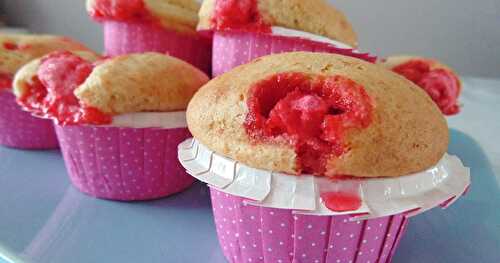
[55,125,194,201]
[103,21,212,74]
[0,91,58,150]
[212,31,377,77]
[210,188,409,263]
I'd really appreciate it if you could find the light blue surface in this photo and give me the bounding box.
[0,151,225,263]
[0,78,499,263]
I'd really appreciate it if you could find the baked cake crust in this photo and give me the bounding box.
[197,0,358,47]
[0,34,90,75]
[86,0,201,34]
[379,55,462,88]
[14,52,209,114]
[187,52,449,178]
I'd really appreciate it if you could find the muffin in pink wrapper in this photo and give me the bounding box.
[14,51,209,201]
[179,52,470,263]
[0,34,95,149]
[86,0,212,74]
[379,55,462,116]
[197,0,376,76]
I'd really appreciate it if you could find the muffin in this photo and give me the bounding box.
[86,0,211,74]
[0,34,93,149]
[197,0,375,76]
[14,51,209,200]
[379,55,462,115]
[179,52,470,263]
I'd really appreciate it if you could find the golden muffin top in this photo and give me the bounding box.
[14,52,209,125]
[197,0,358,47]
[0,34,91,76]
[86,0,202,34]
[187,52,448,178]
[379,55,462,115]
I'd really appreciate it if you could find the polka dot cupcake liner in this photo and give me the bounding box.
[210,188,409,263]
[0,91,58,150]
[212,30,377,77]
[179,139,469,262]
[103,21,212,74]
[55,125,194,201]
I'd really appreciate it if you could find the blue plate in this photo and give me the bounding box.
[393,129,500,263]
[0,128,499,263]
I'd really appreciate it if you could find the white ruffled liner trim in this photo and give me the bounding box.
[271,27,354,50]
[26,111,187,129]
[16,95,188,129]
[178,138,471,220]
[107,111,187,129]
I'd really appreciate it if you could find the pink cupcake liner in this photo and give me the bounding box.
[103,21,212,74]
[212,31,377,77]
[0,91,58,150]
[55,125,194,201]
[211,188,409,263]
